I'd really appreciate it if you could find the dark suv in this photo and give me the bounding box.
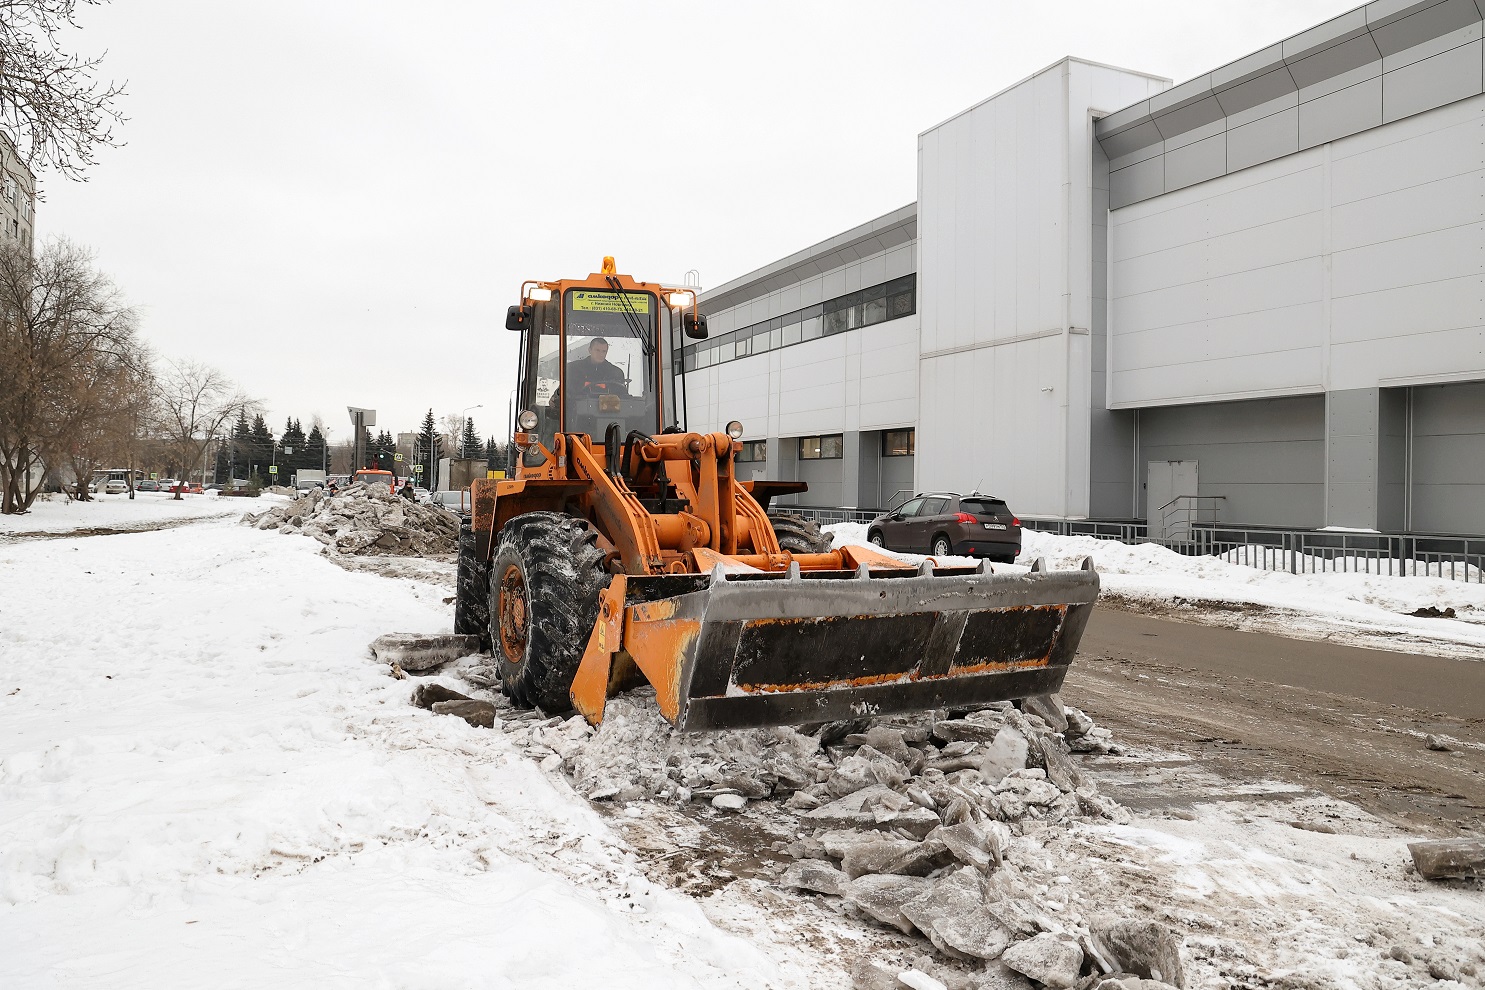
[866,493,1021,562]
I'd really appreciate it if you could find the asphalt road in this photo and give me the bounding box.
[1080,605,1485,719]
[1062,604,1485,835]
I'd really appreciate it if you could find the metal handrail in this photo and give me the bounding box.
[1158,495,1225,541]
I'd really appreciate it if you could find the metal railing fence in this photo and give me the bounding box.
[791,507,1482,583]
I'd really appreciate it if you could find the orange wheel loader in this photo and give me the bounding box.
[454,259,1100,731]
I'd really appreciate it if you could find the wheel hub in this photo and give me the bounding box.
[497,564,528,663]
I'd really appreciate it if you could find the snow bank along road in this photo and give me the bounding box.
[0,517,785,989]
[0,490,255,541]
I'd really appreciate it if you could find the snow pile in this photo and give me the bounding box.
[0,519,784,989]
[242,482,458,556]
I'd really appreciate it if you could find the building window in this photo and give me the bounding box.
[798,434,843,460]
[883,429,915,457]
[737,440,767,462]
[682,274,916,373]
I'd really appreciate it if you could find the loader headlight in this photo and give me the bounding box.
[527,287,552,302]
[668,290,695,308]
[725,420,744,439]
[517,409,539,432]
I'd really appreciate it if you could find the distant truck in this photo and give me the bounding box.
[293,470,327,491]
[351,469,395,488]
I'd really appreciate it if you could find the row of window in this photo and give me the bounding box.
[679,274,915,374]
[2,175,29,217]
[735,430,916,463]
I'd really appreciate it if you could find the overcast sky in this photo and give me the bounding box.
[38,0,1357,444]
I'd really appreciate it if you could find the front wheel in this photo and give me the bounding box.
[454,520,490,648]
[868,530,885,548]
[488,512,609,713]
[932,535,952,557]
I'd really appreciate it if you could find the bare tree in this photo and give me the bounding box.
[0,238,137,513]
[55,335,151,500]
[0,0,125,180]
[152,359,255,500]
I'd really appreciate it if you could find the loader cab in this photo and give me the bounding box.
[514,271,679,451]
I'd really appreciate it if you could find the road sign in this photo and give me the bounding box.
[149,472,157,480]
[413,464,423,474]
[268,465,278,475]
[394,452,403,462]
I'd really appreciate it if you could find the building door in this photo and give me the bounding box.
[1147,460,1198,539]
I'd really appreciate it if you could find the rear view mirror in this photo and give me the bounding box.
[683,312,709,340]
[506,305,533,332]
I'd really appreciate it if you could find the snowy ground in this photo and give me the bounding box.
[0,491,279,539]
[0,516,790,989]
[827,523,1485,660]
[4,504,1483,988]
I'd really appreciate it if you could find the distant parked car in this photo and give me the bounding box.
[101,477,129,495]
[866,492,1022,562]
[136,479,160,492]
[428,490,467,513]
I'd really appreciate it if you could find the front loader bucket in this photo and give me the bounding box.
[571,558,1100,732]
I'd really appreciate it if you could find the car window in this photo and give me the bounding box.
[895,498,925,518]
[960,498,1009,516]
[919,497,949,516]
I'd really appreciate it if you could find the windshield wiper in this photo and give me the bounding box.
[605,275,654,359]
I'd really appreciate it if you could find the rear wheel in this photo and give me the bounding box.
[454,520,491,649]
[932,535,952,557]
[769,510,832,554]
[488,512,609,713]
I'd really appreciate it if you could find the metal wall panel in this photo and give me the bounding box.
[1110,92,1485,407]
[1410,380,1485,533]
[1300,76,1384,148]
[1137,395,1327,527]
[1226,105,1301,170]
[1164,132,1227,191]
[1097,0,1485,207]
[1381,37,1483,120]
[1110,156,1165,209]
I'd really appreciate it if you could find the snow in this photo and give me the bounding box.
[0,490,277,537]
[0,515,782,988]
[826,522,1485,658]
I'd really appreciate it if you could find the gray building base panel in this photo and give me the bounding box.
[1123,384,1485,536]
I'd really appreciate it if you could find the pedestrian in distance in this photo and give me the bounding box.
[400,479,416,502]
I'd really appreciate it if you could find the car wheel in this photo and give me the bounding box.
[932,535,951,557]
[868,530,885,547]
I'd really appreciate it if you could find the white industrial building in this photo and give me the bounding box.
[685,0,1485,538]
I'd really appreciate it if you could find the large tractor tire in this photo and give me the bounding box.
[488,511,609,713]
[768,510,833,555]
[454,519,491,648]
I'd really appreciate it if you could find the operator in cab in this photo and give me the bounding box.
[565,337,627,396]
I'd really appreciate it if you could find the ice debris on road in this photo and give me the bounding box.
[454,681,1163,984]
[242,482,458,556]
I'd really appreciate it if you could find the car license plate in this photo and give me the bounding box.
[983,522,1007,530]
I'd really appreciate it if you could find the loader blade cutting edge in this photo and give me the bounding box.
[582,557,1100,732]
